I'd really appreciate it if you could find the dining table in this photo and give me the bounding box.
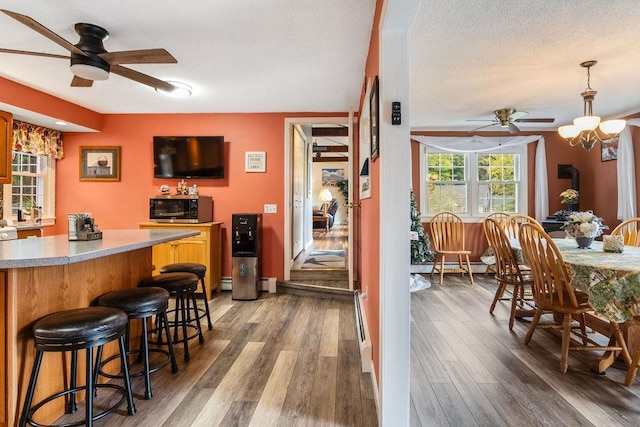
[510,237,640,373]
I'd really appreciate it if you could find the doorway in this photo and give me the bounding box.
[283,117,354,291]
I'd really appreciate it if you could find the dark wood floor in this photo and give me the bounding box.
[52,291,377,426]
[410,273,640,426]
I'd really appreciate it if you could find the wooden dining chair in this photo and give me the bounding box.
[503,213,540,239]
[483,218,535,330]
[518,222,631,374]
[481,212,511,276]
[429,211,473,285]
[611,217,640,247]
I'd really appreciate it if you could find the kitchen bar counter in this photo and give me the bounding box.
[0,229,198,427]
[0,229,199,267]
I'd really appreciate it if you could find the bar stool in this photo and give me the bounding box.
[95,287,178,400]
[19,307,136,427]
[139,272,204,362]
[159,263,213,330]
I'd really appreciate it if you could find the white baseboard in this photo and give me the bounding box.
[221,276,277,293]
[354,291,373,373]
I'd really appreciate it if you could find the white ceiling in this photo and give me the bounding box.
[1,1,639,134]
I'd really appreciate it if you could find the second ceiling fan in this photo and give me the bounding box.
[467,108,555,133]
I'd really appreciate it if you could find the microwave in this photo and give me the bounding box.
[149,195,213,223]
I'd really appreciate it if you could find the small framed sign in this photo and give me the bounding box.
[245,151,266,172]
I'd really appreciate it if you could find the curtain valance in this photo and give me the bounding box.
[411,135,548,221]
[12,120,64,159]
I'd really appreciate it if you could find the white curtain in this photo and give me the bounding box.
[617,120,639,221]
[412,135,548,221]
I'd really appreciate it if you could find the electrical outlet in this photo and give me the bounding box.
[264,204,277,213]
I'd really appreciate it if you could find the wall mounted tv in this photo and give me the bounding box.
[153,136,225,179]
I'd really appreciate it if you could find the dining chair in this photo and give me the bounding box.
[611,217,640,247]
[429,211,474,285]
[483,217,535,330]
[481,212,511,276]
[503,213,540,239]
[518,222,631,374]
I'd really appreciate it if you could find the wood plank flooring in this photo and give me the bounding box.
[50,291,377,427]
[410,273,640,427]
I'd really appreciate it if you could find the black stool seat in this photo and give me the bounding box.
[139,272,204,362]
[20,307,136,427]
[33,307,127,347]
[159,263,213,330]
[97,287,178,400]
[159,262,206,277]
[140,272,199,292]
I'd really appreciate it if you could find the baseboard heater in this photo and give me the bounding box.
[354,291,372,373]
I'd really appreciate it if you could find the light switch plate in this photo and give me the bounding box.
[264,204,277,213]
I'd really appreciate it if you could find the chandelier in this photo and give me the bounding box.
[558,60,626,151]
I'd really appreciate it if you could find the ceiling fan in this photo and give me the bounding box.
[0,10,178,92]
[467,108,555,133]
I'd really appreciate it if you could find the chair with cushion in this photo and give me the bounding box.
[518,221,631,374]
[481,212,510,275]
[159,262,213,330]
[483,217,535,330]
[611,217,640,247]
[313,198,339,229]
[429,211,473,285]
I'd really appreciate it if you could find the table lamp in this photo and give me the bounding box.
[318,189,333,215]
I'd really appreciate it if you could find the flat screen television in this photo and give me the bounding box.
[153,136,225,179]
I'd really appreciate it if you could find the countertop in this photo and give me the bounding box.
[0,229,199,268]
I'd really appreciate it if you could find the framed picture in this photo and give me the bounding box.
[245,151,266,172]
[601,136,618,162]
[321,168,345,186]
[369,75,379,161]
[80,146,121,181]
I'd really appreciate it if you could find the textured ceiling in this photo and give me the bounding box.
[1,1,639,135]
[410,0,640,132]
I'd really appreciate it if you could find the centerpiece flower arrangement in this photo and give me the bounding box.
[562,210,608,248]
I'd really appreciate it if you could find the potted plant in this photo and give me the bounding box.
[336,179,349,205]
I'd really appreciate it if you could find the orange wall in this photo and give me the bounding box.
[54,112,338,279]
[359,0,383,384]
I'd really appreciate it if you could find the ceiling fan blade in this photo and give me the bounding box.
[466,119,497,122]
[1,10,88,57]
[509,111,528,120]
[99,48,177,65]
[514,118,555,123]
[468,122,498,132]
[0,47,68,59]
[508,123,520,133]
[110,64,175,91]
[71,75,94,87]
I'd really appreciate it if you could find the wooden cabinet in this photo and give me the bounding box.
[17,228,42,239]
[0,111,13,185]
[139,222,223,299]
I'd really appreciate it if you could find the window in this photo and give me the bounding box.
[2,151,56,223]
[420,145,526,219]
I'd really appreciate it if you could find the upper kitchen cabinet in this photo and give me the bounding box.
[0,111,13,184]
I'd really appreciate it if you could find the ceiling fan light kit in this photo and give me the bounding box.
[558,60,626,151]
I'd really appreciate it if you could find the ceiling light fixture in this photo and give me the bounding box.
[558,60,626,151]
[70,63,109,81]
[155,81,192,97]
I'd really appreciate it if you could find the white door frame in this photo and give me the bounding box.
[283,116,352,286]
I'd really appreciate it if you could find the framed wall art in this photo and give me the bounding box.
[369,75,379,161]
[601,136,618,162]
[80,146,121,181]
